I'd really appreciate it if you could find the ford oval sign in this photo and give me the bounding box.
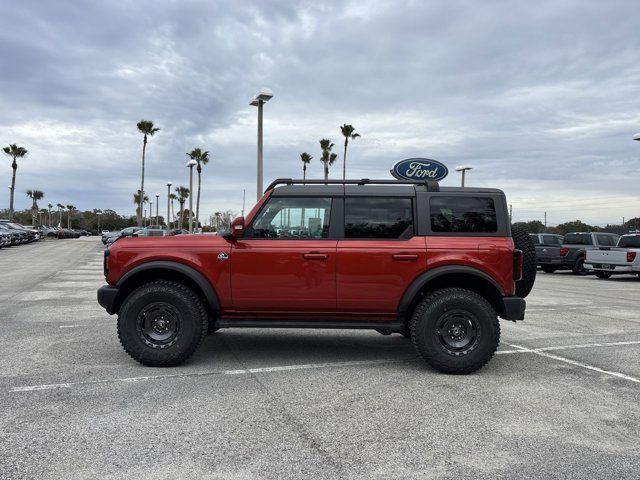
[390,158,448,182]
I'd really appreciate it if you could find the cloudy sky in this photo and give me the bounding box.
[1,0,639,226]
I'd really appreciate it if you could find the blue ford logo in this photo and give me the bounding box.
[390,158,448,182]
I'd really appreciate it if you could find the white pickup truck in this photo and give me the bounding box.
[585,233,640,279]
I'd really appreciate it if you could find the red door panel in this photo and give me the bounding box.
[336,237,427,314]
[230,240,337,312]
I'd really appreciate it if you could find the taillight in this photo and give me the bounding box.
[560,247,569,256]
[103,248,110,277]
[513,250,523,281]
[628,251,637,262]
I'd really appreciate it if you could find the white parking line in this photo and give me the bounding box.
[10,340,640,393]
[59,325,81,329]
[9,358,407,392]
[507,343,640,384]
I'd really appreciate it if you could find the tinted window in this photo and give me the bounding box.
[542,235,561,245]
[345,197,413,239]
[530,234,540,245]
[596,234,616,246]
[249,197,331,239]
[563,233,593,245]
[430,196,497,233]
[618,235,640,248]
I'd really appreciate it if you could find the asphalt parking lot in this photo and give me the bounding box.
[1,239,639,479]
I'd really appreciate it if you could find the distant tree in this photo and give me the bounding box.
[26,189,44,224]
[554,220,597,236]
[66,204,76,228]
[136,120,160,226]
[511,220,546,234]
[175,186,190,229]
[339,124,360,180]
[300,152,312,181]
[133,190,149,219]
[319,139,337,180]
[169,193,178,228]
[3,144,28,221]
[186,148,210,229]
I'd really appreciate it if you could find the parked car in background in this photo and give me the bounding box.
[132,228,171,237]
[0,223,27,245]
[0,231,11,248]
[0,220,39,242]
[102,227,141,245]
[584,233,640,279]
[559,232,620,275]
[530,233,564,273]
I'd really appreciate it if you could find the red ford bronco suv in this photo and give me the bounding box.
[98,179,536,374]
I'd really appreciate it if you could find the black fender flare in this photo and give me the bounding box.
[116,261,221,312]
[398,265,505,317]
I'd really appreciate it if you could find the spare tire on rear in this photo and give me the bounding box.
[512,225,536,298]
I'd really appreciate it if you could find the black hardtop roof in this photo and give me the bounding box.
[268,178,504,197]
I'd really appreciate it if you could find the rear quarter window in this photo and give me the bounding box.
[430,196,497,233]
[618,236,640,248]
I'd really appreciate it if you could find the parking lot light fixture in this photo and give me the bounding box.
[166,182,172,228]
[155,193,160,226]
[633,133,640,141]
[250,87,273,201]
[187,159,197,233]
[455,165,473,187]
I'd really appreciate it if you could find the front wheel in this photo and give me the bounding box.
[595,271,612,279]
[117,280,209,367]
[410,288,500,374]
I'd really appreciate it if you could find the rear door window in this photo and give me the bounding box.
[563,233,593,245]
[542,235,561,245]
[344,197,413,239]
[430,196,497,233]
[596,234,615,246]
[618,235,640,248]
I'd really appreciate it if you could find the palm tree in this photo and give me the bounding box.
[56,203,65,227]
[136,120,160,226]
[66,204,75,228]
[169,193,177,228]
[26,189,44,224]
[175,186,189,229]
[133,190,149,220]
[339,124,360,180]
[319,139,337,181]
[3,144,28,221]
[186,148,210,228]
[300,153,312,182]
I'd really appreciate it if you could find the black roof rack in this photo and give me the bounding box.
[265,178,440,192]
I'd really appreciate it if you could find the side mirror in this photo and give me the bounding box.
[224,216,245,239]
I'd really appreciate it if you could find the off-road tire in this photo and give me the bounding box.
[572,257,588,276]
[512,225,536,298]
[595,271,612,279]
[541,266,557,274]
[117,280,208,367]
[410,288,500,374]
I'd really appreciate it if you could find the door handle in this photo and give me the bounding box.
[392,253,419,261]
[303,253,329,260]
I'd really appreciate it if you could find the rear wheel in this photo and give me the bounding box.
[541,266,557,274]
[595,271,612,279]
[572,257,588,276]
[117,280,208,367]
[410,288,500,374]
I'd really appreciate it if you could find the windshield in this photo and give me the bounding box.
[618,235,640,248]
[563,233,593,245]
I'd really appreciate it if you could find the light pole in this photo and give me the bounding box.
[166,182,172,229]
[155,193,160,226]
[149,201,153,226]
[455,165,473,187]
[250,88,273,201]
[97,211,102,232]
[48,203,52,227]
[187,159,197,233]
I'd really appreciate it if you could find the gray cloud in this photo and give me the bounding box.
[1,0,639,225]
